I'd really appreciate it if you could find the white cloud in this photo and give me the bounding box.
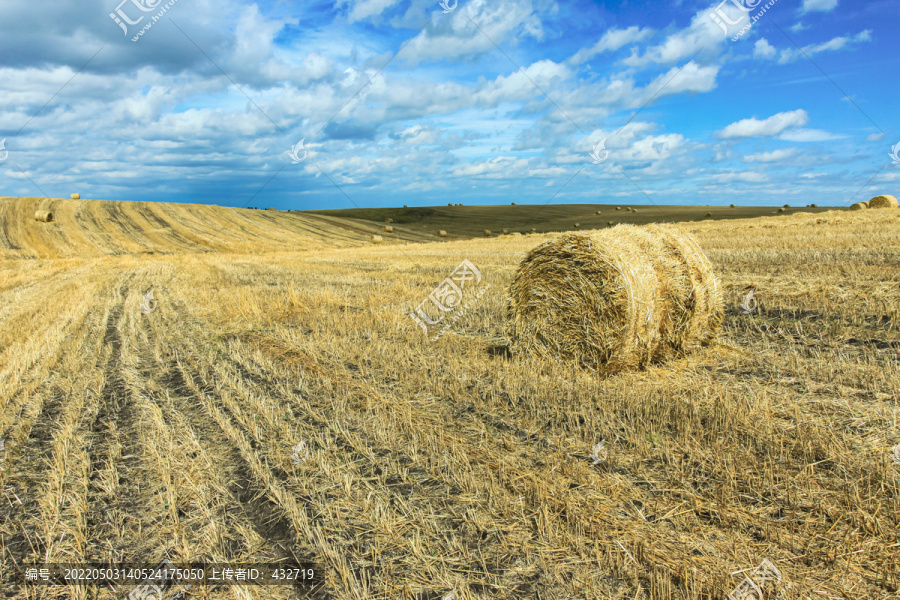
[717,110,809,139]
[778,30,872,63]
[710,171,768,183]
[790,22,809,32]
[568,26,654,65]
[743,148,797,162]
[622,4,730,68]
[800,0,838,13]
[865,132,885,142]
[800,172,828,179]
[753,39,777,60]
[778,128,843,142]
[346,0,405,23]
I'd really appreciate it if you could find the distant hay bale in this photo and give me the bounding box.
[370,235,383,244]
[438,230,447,237]
[511,232,522,236]
[70,193,80,200]
[595,210,602,214]
[403,205,407,208]
[383,225,393,233]
[448,203,453,206]
[783,204,790,208]
[607,221,614,226]
[868,194,898,209]
[632,208,638,213]
[502,228,509,234]
[386,218,393,223]
[34,210,54,223]
[777,208,785,213]
[483,229,492,237]
[729,204,735,208]
[530,228,537,233]
[705,212,712,218]
[267,207,276,211]
[506,225,721,373]
[627,207,633,212]
[849,202,867,211]
[861,201,870,208]
[511,202,516,205]
[616,207,621,211]
[810,203,818,208]
[574,223,580,227]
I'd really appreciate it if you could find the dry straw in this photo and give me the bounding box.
[70,193,80,200]
[34,210,54,222]
[868,194,898,209]
[506,224,722,374]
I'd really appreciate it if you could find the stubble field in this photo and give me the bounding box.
[0,196,898,599]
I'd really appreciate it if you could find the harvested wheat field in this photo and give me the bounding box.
[1,200,899,600]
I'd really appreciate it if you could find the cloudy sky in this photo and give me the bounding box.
[0,0,896,209]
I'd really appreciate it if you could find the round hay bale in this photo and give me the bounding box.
[34,210,54,223]
[627,207,633,212]
[849,202,867,211]
[267,207,276,211]
[530,228,537,233]
[729,204,735,208]
[438,230,448,237]
[607,221,614,226]
[403,205,407,208]
[506,230,663,373]
[632,208,638,213]
[616,207,621,211]
[595,210,602,215]
[861,200,870,208]
[448,203,453,206]
[810,203,818,208]
[574,223,580,228]
[705,212,712,218]
[386,218,393,223]
[502,228,509,234]
[70,193,80,200]
[511,202,516,205]
[869,194,898,209]
[783,204,790,208]
[370,235,383,244]
[483,229,492,237]
[777,208,785,213]
[383,225,393,233]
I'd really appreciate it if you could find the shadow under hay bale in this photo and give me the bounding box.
[868,194,898,209]
[506,224,722,374]
[34,210,54,222]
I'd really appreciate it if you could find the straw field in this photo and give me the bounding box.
[0,200,898,600]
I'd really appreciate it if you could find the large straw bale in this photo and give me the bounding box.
[506,224,722,373]
[34,210,54,222]
[868,194,898,209]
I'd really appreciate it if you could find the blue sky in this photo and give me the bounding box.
[0,0,897,209]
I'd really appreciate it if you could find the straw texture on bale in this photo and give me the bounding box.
[850,203,867,211]
[506,224,722,374]
[868,194,898,209]
[862,201,870,208]
[383,225,393,233]
[370,235,383,244]
[34,210,54,223]
[70,193,80,200]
